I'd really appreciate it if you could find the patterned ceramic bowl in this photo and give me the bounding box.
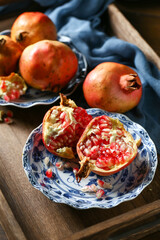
[22,109,157,209]
[0,30,87,108]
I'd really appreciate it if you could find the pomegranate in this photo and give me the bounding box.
[11,12,57,50]
[0,72,27,101]
[76,115,141,182]
[42,94,92,159]
[0,35,22,76]
[83,62,142,113]
[19,40,78,92]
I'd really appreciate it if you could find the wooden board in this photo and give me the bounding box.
[108,4,160,69]
[0,2,160,240]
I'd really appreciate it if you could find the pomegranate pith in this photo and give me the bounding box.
[42,94,92,159]
[76,115,141,182]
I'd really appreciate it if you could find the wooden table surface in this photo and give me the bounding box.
[0,1,160,240]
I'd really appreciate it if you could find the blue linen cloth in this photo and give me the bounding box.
[1,0,160,153]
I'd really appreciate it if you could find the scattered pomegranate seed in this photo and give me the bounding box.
[81,184,98,193]
[0,110,14,124]
[45,168,53,178]
[97,179,112,189]
[96,189,105,199]
[4,117,13,124]
[97,179,105,188]
[6,110,13,118]
[55,161,64,171]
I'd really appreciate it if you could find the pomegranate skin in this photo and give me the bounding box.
[0,35,22,76]
[83,62,142,113]
[19,40,78,91]
[11,12,57,50]
[42,94,92,159]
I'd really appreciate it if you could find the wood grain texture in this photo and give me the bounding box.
[64,200,160,240]
[0,224,8,240]
[108,4,160,69]
[115,0,160,57]
[0,190,27,240]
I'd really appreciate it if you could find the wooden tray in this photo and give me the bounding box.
[0,3,160,240]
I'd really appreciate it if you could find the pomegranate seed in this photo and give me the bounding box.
[4,117,13,124]
[120,143,126,151]
[99,124,108,129]
[4,94,10,102]
[97,179,112,189]
[10,94,16,100]
[7,110,13,118]
[0,80,6,91]
[55,161,64,170]
[60,111,66,119]
[117,130,123,135]
[81,184,98,193]
[45,168,53,178]
[97,179,104,188]
[89,184,98,192]
[85,139,92,147]
[96,189,105,199]
[83,148,90,157]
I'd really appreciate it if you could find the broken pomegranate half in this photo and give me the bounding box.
[0,72,27,101]
[76,115,141,182]
[42,94,92,159]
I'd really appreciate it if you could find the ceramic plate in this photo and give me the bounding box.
[22,109,157,209]
[0,30,87,108]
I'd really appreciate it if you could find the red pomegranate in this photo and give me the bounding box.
[42,94,92,159]
[19,40,78,91]
[0,35,22,76]
[11,12,57,50]
[83,62,142,113]
[76,115,141,182]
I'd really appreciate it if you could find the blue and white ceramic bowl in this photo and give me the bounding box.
[0,30,87,108]
[22,109,157,209]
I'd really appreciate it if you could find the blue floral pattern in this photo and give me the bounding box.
[0,30,87,108]
[22,109,157,209]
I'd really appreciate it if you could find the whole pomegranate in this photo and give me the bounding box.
[76,115,141,182]
[42,94,92,159]
[11,12,57,50]
[83,62,142,113]
[0,35,22,76]
[19,40,78,91]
